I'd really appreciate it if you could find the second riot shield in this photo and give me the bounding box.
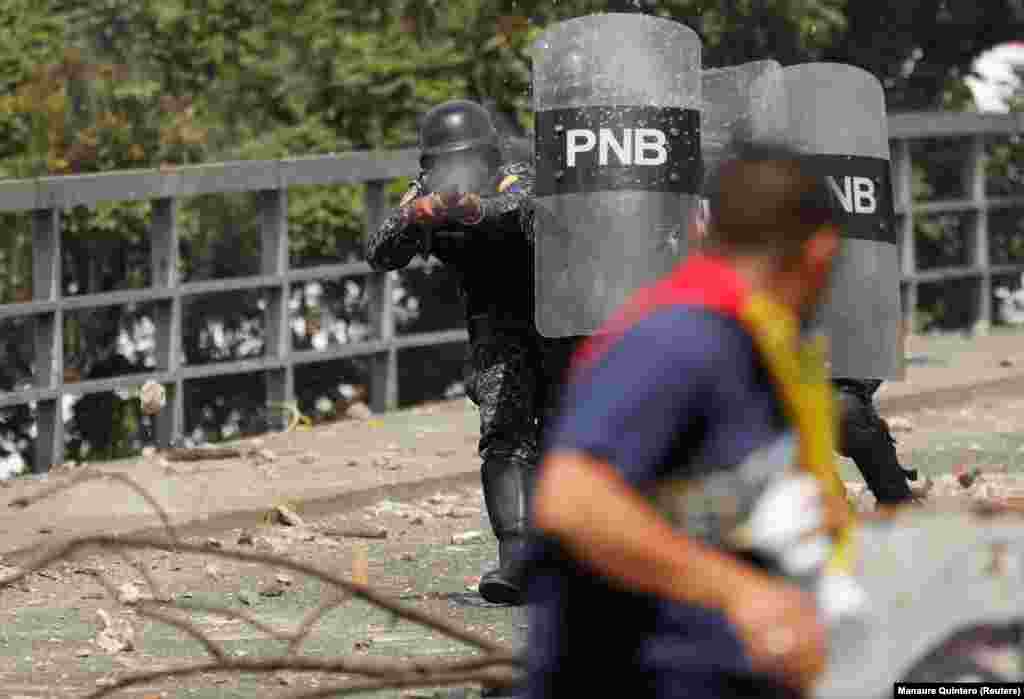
[780,63,905,380]
[531,13,703,338]
[701,60,787,181]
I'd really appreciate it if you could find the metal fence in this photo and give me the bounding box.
[0,110,1021,473]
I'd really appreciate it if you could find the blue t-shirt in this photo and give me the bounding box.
[523,305,793,698]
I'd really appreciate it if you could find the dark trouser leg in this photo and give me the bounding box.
[834,379,916,504]
[464,331,540,605]
[537,336,585,451]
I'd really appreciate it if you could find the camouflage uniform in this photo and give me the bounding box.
[367,158,582,604]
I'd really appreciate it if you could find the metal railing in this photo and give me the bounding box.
[0,110,1021,472]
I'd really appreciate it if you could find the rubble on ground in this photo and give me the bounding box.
[845,468,1024,514]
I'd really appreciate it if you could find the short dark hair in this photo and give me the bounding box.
[704,140,836,256]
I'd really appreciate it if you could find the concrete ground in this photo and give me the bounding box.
[3,328,1024,697]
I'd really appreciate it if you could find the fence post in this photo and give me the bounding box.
[151,197,184,447]
[894,139,917,335]
[32,208,63,472]
[965,134,991,335]
[364,182,398,413]
[259,188,294,430]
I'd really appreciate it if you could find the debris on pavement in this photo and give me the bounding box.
[345,401,373,420]
[452,531,484,546]
[165,447,244,462]
[269,504,304,527]
[886,416,914,432]
[117,582,146,606]
[319,525,388,540]
[95,609,134,653]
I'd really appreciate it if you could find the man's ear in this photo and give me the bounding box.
[807,224,840,265]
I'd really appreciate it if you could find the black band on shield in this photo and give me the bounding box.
[797,154,898,246]
[534,106,701,197]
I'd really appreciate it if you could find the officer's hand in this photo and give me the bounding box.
[724,574,828,693]
[407,193,449,225]
[449,192,483,225]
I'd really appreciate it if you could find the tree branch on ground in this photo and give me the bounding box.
[2,471,522,697]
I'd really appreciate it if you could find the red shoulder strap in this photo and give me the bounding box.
[571,255,749,377]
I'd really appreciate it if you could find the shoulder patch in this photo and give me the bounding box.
[498,175,521,193]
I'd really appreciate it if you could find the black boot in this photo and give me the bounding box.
[479,457,533,605]
[836,381,916,505]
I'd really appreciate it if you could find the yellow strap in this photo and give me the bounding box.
[738,294,856,574]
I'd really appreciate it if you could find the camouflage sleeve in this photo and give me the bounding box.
[470,162,537,242]
[364,174,432,271]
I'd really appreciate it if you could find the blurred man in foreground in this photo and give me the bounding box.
[523,143,852,698]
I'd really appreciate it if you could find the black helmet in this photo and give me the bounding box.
[419,100,500,160]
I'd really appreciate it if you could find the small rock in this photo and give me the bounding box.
[372,455,391,468]
[410,516,426,526]
[276,672,295,686]
[436,449,457,458]
[204,564,221,581]
[886,416,914,433]
[95,610,134,653]
[75,649,91,658]
[275,574,293,586]
[973,484,995,500]
[299,452,317,465]
[142,447,157,459]
[271,505,304,527]
[428,494,445,505]
[345,402,373,420]
[237,591,253,606]
[38,527,53,534]
[346,459,360,467]
[957,467,981,489]
[451,531,484,546]
[401,553,416,562]
[205,538,223,549]
[382,462,402,471]
[855,491,877,513]
[1000,358,1015,368]
[447,506,478,519]
[237,531,255,546]
[117,582,144,606]
[353,639,373,651]
[260,582,286,598]
[910,476,934,499]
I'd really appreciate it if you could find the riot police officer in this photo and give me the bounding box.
[366,99,581,605]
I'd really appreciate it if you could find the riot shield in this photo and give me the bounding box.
[779,63,905,380]
[531,13,702,338]
[701,60,787,181]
